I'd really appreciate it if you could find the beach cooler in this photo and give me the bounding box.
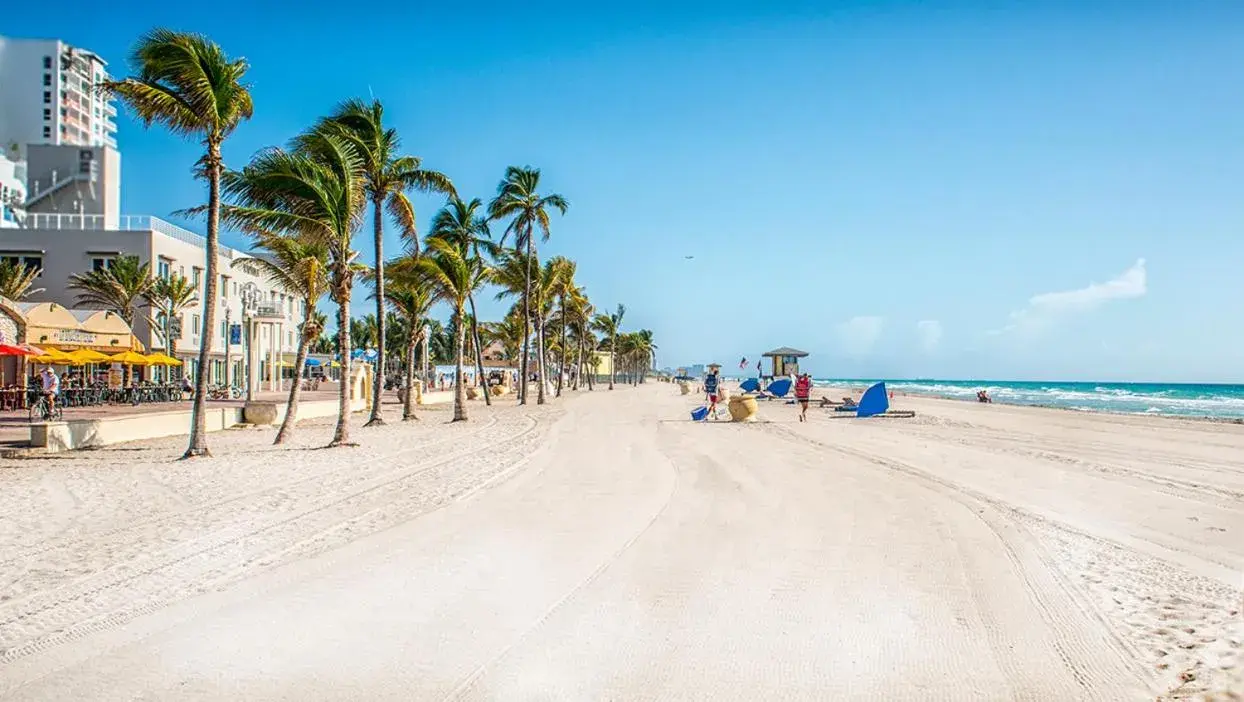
[690,406,710,421]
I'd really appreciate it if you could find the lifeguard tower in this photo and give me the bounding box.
[762,347,808,379]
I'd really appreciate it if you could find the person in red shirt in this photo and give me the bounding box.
[794,373,812,422]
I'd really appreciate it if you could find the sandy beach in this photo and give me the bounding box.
[0,385,1240,700]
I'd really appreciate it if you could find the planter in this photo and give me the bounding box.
[492,385,509,397]
[243,401,278,426]
[678,382,690,396]
[466,386,480,400]
[727,395,758,422]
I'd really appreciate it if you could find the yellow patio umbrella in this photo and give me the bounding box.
[144,352,182,366]
[108,350,150,365]
[33,347,77,365]
[68,348,111,364]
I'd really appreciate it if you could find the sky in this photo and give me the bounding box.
[7,0,1244,382]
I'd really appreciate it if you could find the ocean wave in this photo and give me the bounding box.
[815,379,1244,419]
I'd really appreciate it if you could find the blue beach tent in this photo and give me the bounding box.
[740,378,761,393]
[856,382,890,418]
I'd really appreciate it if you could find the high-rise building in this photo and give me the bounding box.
[0,35,119,153]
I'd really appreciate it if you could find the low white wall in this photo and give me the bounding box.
[30,396,369,453]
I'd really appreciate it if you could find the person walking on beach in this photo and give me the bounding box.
[704,367,722,420]
[795,373,812,421]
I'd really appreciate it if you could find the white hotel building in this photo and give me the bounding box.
[0,34,118,150]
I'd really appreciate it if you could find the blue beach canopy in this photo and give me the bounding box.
[304,358,322,366]
[740,378,760,393]
[766,378,793,398]
[856,382,890,418]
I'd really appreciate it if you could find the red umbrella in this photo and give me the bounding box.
[0,344,30,356]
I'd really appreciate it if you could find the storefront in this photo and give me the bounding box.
[14,302,144,385]
[0,297,27,386]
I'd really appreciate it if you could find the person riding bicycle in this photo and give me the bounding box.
[39,367,60,415]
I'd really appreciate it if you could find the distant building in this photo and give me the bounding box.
[0,150,25,227]
[0,35,118,151]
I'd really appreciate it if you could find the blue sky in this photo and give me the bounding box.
[9,1,1244,382]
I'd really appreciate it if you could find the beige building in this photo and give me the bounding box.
[3,213,304,393]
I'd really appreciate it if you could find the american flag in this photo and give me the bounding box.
[739,357,747,369]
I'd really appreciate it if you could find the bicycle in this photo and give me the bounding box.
[29,394,64,423]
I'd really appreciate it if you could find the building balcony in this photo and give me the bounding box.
[19,213,243,260]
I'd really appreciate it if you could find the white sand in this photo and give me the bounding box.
[0,386,1240,700]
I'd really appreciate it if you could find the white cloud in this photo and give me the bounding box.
[990,259,1146,336]
[916,320,942,353]
[837,316,884,356]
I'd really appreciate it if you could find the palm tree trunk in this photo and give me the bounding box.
[535,314,548,405]
[329,283,353,446]
[573,333,584,390]
[274,304,313,445]
[519,241,532,406]
[403,333,417,420]
[183,142,221,459]
[608,337,616,390]
[557,296,567,397]
[366,196,386,426]
[452,309,468,421]
[468,293,490,406]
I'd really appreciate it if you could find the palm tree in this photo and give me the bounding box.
[429,197,496,405]
[144,273,199,362]
[216,134,365,447]
[569,296,595,390]
[0,260,44,300]
[312,99,455,427]
[592,304,625,390]
[412,238,489,421]
[547,257,579,397]
[105,29,253,459]
[234,233,329,444]
[633,329,657,383]
[381,261,435,420]
[66,255,154,325]
[487,166,568,405]
[483,307,525,363]
[351,315,378,353]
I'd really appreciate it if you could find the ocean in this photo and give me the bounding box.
[811,379,1244,420]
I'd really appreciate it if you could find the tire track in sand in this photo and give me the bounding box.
[0,412,545,665]
[765,422,1153,695]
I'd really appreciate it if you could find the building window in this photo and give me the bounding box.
[43,73,52,86]
[192,267,202,291]
[42,126,51,138]
[192,314,201,334]
[90,256,116,271]
[43,56,52,69]
[157,257,171,279]
[288,331,293,346]
[43,108,51,120]
[220,276,229,297]
[1,256,43,274]
[43,91,51,104]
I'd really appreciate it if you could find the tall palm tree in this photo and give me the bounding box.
[104,29,253,459]
[0,260,44,300]
[487,166,568,406]
[381,260,435,421]
[429,197,496,405]
[413,238,489,421]
[234,233,329,444]
[311,99,455,427]
[633,329,657,383]
[569,296,595,390]
[592,304,625,390]
[66,254,154,325]
[144,273,199,362]
[216,133,365,447]
[547,257,578,397]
